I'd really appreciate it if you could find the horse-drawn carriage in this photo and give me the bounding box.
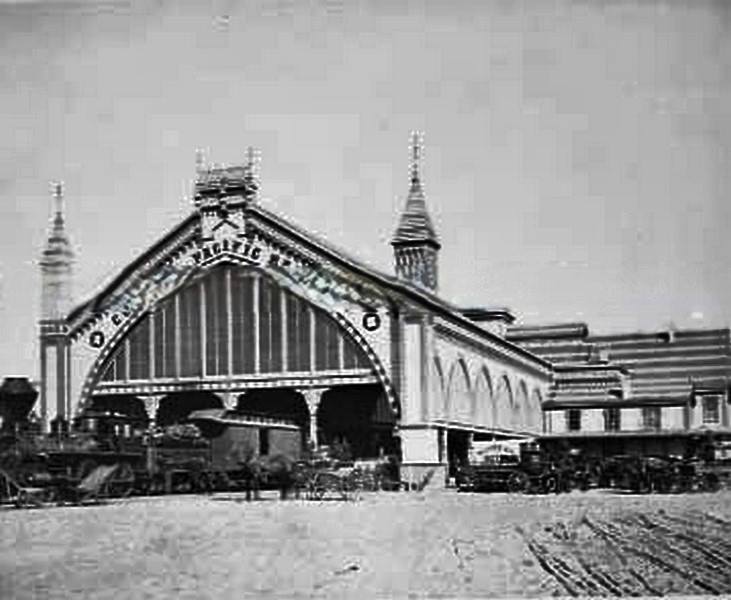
[290,447,403,500]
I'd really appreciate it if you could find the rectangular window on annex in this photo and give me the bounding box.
[604,407,621,432]
[566,409,581,432]
[642,406,662,430]
[702,395,721,425]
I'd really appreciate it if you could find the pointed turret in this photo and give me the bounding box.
[39,181,74,432]
[391,132,440,291]
[40,182,74,320]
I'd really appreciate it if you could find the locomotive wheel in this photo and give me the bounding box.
[541,474,558,494]
[507,471,529,494]
[148,473,166,495]
[576,473,590,492]
[634,477,651,494]
[193,473,213,494]
[703,473,721,492]
[76,459,98,481]
[109,462,135,498]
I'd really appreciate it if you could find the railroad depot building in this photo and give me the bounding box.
[38,139,552,485]
[508,323,731,458]
[37,137,731,484]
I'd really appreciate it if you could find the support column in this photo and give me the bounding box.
[144,395,164,474]
[252,274,260,374]
[221,391,238,412]
[144,395,163,430]
[399,425,446,490]
[300,387,327,450]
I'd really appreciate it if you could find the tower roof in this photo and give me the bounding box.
[40,182,73,268]
[391,132,440,249]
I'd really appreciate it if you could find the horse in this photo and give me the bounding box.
[231,445,301,501]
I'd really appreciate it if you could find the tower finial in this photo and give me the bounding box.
[195,148,205,174]
[50,181,64,218]
[409,130,423,184]
[245,146,258,176]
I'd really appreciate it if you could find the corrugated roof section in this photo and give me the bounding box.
[510,323,731,405]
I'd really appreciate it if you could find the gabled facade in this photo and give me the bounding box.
[39,139,552,486]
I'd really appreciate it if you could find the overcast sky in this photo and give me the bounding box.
[1,0,730,378]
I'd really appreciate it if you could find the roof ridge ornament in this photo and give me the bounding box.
[193,147,260,208]
[51,180,63,214]
[409,130,423,189]
[49,180,67,230]
[244,146,260,199]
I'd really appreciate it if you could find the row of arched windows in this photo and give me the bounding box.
[432,357,543,432]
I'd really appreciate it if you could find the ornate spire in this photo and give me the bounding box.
[40,180,74,320]
[243,146,260,201]
[51,181,65,228]
[391,132,441,291]
[43,182,72,257]
[195,148,206,175]
[392,131,440,248]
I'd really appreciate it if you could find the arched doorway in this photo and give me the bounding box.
[316,384,398,459]
[235,389,309,450]
[156,391,223,427]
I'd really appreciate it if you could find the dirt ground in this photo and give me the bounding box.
[1,489,730,598]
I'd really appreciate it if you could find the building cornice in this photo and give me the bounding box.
[433,319,552,379]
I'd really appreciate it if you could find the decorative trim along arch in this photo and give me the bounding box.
[446,357,471,423]
[332,311,400,418]
[78,261,400,418]
[515,380,529,430]
[473,365,493,427]
[431,355,445,420]
[78,269,198,411]
[494,374,513,429]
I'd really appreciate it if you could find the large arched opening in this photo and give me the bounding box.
[83,261,399,460]
[156,391,224,427]
[235,389,309,430]
[235,389,309,450]
[316,384,398,459]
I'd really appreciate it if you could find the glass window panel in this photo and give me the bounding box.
[270,285,282,371]
[258,278,271,372]
[566,409,581,431]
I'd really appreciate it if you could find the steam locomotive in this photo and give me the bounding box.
[0,377,304,500]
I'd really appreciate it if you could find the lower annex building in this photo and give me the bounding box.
[36,135,731,485]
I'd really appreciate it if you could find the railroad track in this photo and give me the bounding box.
[520,508,731,596]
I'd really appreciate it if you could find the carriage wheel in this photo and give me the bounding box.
[339,474,352,501]
[308,474,326,500]
[349,478,364,502]
[507,471,529,494]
